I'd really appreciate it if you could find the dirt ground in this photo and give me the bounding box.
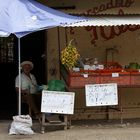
[1,119,140,140]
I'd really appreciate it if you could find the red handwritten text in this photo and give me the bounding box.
[69,0,138,45]
[86,0,134,15]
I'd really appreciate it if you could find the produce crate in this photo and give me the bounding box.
[68,72,100,88]
[61,66,100,88]
[99,72,131,86]
[130,72,140,86]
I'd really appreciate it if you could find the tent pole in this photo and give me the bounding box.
[65,27,68,46]
[57,27,61,80]
[18,37,21,115]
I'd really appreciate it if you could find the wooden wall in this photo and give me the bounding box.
[43,0,140,120]
[38,0,140,14]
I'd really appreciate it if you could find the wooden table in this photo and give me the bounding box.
[61,67,140,124]
[41,113,71,133]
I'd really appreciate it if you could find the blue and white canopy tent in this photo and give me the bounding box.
[0,0,90,115]
[0,0,140,115]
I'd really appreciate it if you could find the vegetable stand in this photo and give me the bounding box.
[61,66,140,124]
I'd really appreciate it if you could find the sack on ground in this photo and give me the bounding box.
[9,115,35,135]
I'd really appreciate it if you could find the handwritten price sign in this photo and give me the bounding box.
[85,83,118,106]
[41,90,75,114]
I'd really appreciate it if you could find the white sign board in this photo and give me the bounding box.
[41,90,75,114]
[85,83,118,106]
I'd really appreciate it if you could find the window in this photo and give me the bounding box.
[0,36,14,63]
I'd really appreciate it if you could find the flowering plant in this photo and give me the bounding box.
[61,39,80,70]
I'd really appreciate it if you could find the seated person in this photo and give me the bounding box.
[15,61,41,119]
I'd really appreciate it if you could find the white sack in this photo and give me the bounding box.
[9,115,35,135]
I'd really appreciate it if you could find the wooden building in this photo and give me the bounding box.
[1,0,140,121]
[37,0,140,121]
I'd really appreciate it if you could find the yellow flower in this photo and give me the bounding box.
[61,40,80,69]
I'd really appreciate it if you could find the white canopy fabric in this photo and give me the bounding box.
[0,0,140,38]
[66,15,140,27]
[0,0,89,38]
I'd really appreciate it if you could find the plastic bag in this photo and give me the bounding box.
[9,115,35,135]
[47,80,66,91]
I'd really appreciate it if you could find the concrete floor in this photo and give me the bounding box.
[1,119,140,140]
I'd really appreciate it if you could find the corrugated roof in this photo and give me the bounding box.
[64,15,140,27]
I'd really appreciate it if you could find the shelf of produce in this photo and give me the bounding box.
[61,65,140,88]
[61,66,140,123]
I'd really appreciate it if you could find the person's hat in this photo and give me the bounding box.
[21,61,34,69]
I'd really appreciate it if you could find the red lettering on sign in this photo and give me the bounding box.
[86,0,134,15]
[85,25,140,44]
[69,0,137,45]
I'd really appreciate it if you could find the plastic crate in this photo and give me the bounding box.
[130,72,140,86]
[99,72,131,86]
[68,73,100,88]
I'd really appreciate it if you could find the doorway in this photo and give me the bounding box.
[0,30,46,119]
[20,30,46,85]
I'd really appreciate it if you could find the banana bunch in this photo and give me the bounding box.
[61,42,80,70]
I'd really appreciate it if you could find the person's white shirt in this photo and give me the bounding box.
[15,72,38,94]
